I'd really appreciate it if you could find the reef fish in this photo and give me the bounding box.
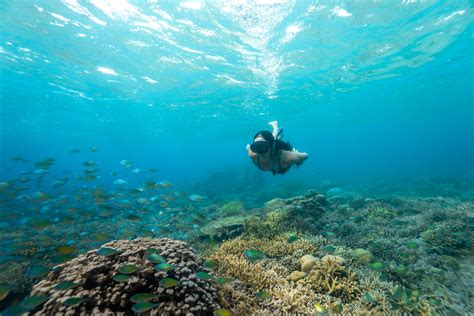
[188,194,206,202]
[113,179,128,186]
[120,160,132,168]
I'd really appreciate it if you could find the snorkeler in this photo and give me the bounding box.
[246,121,308,175]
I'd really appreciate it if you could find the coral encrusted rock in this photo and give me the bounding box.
[28,238,220,315]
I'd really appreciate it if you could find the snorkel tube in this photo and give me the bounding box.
[271,128,284,154]
[275,128,283,140]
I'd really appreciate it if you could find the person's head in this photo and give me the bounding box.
[250,130,274,154]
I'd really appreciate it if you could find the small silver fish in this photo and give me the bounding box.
[120,160,132,168]
[113,179,128,186]
[188,194,206,202]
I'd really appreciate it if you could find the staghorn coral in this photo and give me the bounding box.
[269,283,317,313]
[210,252,281,290]
[208,231,407,315]
[305,255,361,303]
[28,238,220,315]
[218,234,316,259]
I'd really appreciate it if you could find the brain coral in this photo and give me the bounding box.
[28,238,220,315]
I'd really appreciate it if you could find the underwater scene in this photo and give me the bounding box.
[0,1,473,315]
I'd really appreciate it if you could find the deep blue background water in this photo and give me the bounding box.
[1,1,473,192]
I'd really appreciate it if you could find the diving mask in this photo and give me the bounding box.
[250,140,270,154]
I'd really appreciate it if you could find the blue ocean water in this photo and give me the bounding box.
[1,0,472,188]
[0,1,473,314]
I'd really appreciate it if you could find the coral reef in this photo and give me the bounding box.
[207,231,432,315]
[316,192,474,315]
[1,183,472,315]
[305,255,359,302]
[217,201,246,216]
[199,215,256,241]
[366,204,396,221]
[244,190,328,239]
[28,238,220,315]
[300,254,318,272]
[420,220,471,255]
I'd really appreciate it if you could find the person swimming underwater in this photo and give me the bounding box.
[246,121,308,175]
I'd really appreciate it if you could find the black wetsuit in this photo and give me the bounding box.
[254,140,293,175]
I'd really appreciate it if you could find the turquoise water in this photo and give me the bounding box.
[1,1,472,186]
[0,1,473,314]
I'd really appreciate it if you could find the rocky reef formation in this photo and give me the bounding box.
[199,215,257,241]
[244,190,328,239]
[28,238,220,315]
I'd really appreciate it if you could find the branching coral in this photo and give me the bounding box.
[367,204,396,221]
[210,252,281,290]
[306,256,361,303]
[218,235,316,259]
[420,221,471,255]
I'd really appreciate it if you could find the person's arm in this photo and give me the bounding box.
[268,121,279,138]
[246,144,257,159]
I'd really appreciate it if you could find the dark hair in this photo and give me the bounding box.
[253,130,274,143]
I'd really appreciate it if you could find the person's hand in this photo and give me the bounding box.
[246,144,250,151]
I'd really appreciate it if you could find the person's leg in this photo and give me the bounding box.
[268,121,278,138]
[280,150,308,169]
